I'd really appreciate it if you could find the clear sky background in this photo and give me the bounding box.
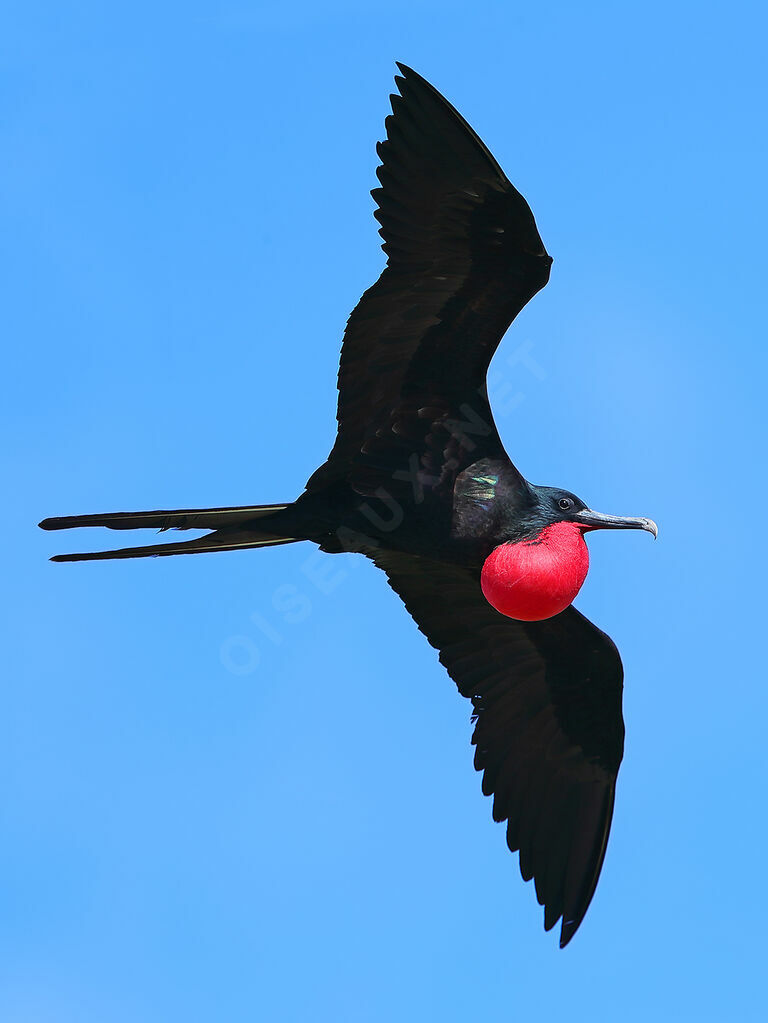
[3,2,767,1020]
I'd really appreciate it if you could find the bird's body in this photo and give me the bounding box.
[41,65,656,946]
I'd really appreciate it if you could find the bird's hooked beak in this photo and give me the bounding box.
[574,508,658,539]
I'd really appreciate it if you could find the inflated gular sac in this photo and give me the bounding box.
[480,523,590,621]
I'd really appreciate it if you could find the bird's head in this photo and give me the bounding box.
[519,485,658,539]
[481,485,657,622]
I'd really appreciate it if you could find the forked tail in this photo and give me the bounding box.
[39,503,300,562]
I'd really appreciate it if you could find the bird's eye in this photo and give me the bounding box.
[558,498,573,511]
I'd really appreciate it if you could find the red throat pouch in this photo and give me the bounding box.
[480,522,590,621]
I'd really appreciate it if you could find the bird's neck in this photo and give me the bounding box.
[480,522,589,621]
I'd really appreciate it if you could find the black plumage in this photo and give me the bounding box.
[40,64,656,946]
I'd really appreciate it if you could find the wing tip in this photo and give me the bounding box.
[393,62,429,90]
[392,62,445,110]
[558,916,581,949]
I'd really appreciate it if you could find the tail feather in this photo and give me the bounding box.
[40,503,289,533]
[40,501,301,562]
[50,530,298,563]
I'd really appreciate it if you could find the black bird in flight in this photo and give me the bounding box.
[41,64,657,947]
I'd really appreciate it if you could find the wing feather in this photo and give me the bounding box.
[307,65,551,495]
[370,548,625,947]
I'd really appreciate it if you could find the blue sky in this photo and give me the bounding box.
[3,2,767,1020]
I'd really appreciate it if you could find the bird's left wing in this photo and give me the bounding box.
[370,548,625,947]
[306,64,552,499]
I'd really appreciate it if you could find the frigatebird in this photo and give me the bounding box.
[40,64,657,947]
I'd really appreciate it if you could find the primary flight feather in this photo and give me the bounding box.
[40,63,656,947]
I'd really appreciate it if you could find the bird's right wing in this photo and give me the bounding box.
[370,548,625,947]
[306,64,551,499]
